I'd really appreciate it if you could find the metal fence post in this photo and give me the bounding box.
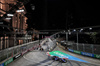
[92,44,94,54]
[83,44,85,52]
[0,52,1,62]
[77,32,79,50]
[14,33,16,46]
[71,43,73,49]
[17,47,19,54]
[7,50,8,59]
[12,48,14,57]
[66,32,68,42]
[58,34,60,38]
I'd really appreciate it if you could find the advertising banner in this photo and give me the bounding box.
[0,63,4,66]
[21,46,27,52]
[94,54,100,59]
[33,47,35,50]
[68,49,100,59]
[22,50,28,55]
[4,58,13,66]
[74,50,81,54]
[81,52,94,57]
[28,47,34,51]
[13,54,21,60]
[68,49,74,52]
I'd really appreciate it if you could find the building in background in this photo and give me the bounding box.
[0,0,32,50]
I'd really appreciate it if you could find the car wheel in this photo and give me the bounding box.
[63,59,67,63]
[52,56,56,60]
[59,59,67,63]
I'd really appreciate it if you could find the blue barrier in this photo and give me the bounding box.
[68,49,100,59]
[81,52,94,57]
[0,63,4,66]
[68,49,74,52]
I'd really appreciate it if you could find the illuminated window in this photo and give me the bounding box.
[0,0,2,2]
[0,3,2,9]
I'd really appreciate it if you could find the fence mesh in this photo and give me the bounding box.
[0,40,39,63]
[69,43,100,54]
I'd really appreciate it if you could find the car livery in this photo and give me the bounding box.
[46,51,68,62]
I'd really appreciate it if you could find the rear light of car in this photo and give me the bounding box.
[46,52,51,56]
[63,57,68,59]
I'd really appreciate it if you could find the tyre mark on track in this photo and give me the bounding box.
[68,60,73,66]
[71,61,81,66]
[55,62,62,66]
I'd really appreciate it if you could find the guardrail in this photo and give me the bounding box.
[58,42,100,59]
[58,41,100,59]
[0,40,40,66]
[69,43,100,54]
[68,49,100,59]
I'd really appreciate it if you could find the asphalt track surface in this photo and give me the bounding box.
[7,45,100,66]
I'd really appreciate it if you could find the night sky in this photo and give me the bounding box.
[25,0,100,30]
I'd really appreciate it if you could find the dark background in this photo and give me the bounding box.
[25,0,100,30]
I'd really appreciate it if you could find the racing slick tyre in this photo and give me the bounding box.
[52,56,56,60]
[59,58,67,63]
[52,56,59,61]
